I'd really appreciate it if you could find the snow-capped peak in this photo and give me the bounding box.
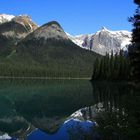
[67,28,132,55]
[101,26,108,31]
[0,14,15,24]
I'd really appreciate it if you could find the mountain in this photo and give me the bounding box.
[0,14,38,56]
[17,21,73,60]
[68,27,131,55]
[67,33,93,50]
[0,14,15,24]
[0,14,131,78]
[2,20,99,78]
[28,21,69,40]
[0,14,131,57]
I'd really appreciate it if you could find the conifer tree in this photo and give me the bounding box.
[129,0,140,82]
[92,50,130,81]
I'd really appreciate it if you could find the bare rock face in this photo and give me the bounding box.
[27,21,69,40]
[91,27,131,55]
[0,15,38,39]
[68,27,131,55]
[0,14,38,56]
[12,15,38,33]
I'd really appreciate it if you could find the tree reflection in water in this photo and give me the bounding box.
[69,82,140,140]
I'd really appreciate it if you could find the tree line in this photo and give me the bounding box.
[92,50,130,81]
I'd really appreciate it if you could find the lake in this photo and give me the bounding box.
[0,79,139,140]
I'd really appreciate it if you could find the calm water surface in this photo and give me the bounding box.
[0,79,139,140]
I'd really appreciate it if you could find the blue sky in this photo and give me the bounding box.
[0,0,137,35]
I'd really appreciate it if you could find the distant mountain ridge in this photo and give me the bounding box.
[0,14,132,56]
[67,27,132,55]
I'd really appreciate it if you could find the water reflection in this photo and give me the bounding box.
[92,82,140,140]
[0,79,139,140]
[71,81,140,140]
[0,79,94,139]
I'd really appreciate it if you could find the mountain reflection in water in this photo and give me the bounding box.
[0,79,139,140]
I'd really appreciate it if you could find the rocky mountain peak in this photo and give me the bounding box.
[44,21,61,28]
[0,14,38,39]
[101,26,108,31]
[0,14,15,24]
[30,20,69,40]
[12,15,38,32]
[67,28,132,55]
[0,14,38,56]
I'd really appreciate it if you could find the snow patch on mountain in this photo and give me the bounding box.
[92,27,132,55]
[0,14,15,24]
[66,33,85,48]
[67,33,93,50]
[67,28,132,55]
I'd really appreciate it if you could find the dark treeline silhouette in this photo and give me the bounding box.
[92,50,130,81]
[128,0,140,83]
[0,38,99,78]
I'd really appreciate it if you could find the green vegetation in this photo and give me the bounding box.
[128,0,140,83]
[92,50,130,81]
[0,39,100,78]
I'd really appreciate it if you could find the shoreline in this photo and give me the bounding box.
[0,76,91,80]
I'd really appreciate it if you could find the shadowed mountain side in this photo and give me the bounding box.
[0,15,37,56]
[0,21,100,78]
